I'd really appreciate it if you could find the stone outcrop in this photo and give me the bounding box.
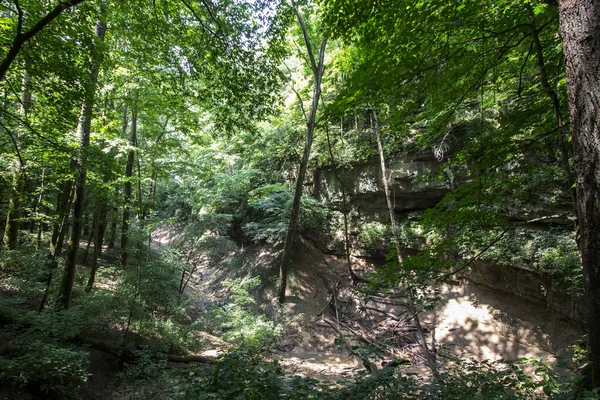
[315,152,460,220]
[311,153,584,324]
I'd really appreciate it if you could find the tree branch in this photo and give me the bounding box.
[0,0,87,81]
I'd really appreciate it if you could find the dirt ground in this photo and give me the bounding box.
[152,225,584,380]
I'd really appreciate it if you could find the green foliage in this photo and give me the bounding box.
[183,352,284,400]
[209,277,282,352]
[0,340,89,396]
[359,221,393,250]
[539,243,582,297]
[244,186,329,243]
[120,346,169,382]
[129,352,600,400]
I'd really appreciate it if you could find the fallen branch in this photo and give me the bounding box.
[359,304,407,321]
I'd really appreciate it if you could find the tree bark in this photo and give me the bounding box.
[39,181,75,311]
[557,0,600,386]
[57,4,107,309]
[107,210,117,249]
[278,8,327,304]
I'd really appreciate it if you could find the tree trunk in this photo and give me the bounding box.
[82,211,95,264]
[57,5,107,309]
[278,8,327,304]
[86,200,108,292]
[557,0,600,386]
[3,68,31,249]
[372,111,434,367]
[525,4,577,218]
[107,210,117,249]
[325,125,367,284]
[39,181,75,311]
[121,99,137,268]
[30,168,46,235]
[3,172,24,249]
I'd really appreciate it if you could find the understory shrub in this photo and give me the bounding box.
[152,354,599,400]
[208,277,282,352]
[244,185,329,243]
[0,340,89,396]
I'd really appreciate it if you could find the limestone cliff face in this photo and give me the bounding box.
[315,153,459,220]
[312,154,584,324]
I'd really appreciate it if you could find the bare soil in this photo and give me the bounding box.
[152,224,584,379]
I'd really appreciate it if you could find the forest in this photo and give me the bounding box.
[0,0,599,398]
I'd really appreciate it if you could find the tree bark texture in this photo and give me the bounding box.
[58,6,107,309]
[277,8,327,304]
[557,0,600,386]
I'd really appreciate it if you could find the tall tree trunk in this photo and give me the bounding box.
[3,173,24,249]
[82,210,95,264]
[325,124,366,283]
[30,168,45,235]
[3,68,31,249]
[278,8,327,304]
[372,111,434,367]
[557,0,600,386]
[51,180,74,250]
[57,4,107,309]
[121,99,137,268]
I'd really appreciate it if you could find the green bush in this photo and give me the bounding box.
[244,186,329,243]
[0,340,89,396]
[539,243,582,296]
[210,277,282,352]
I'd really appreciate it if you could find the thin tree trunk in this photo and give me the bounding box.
[278,8,327,304]
[107,211,117,249]
[51,180,73,249]
[557,0,600,386]
[525,4,577,218]
[372,111,434,367]
[3,172,24,249]
[3,68,31,248]
[86,200,107,292]
[82,208,96,264]
[121,98,137,268]
[39,182,75,311]
[29,168,45,235]
[325,124,367,284]
[58,4,107,309]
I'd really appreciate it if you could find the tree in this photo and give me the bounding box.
[57,1,107,309]
[556,0,600,386]
[0,0,87,81]
[277,6,327,304]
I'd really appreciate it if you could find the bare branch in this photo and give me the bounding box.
[295,6,317,73]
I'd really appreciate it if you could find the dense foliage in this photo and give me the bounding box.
[0,0,598,398]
